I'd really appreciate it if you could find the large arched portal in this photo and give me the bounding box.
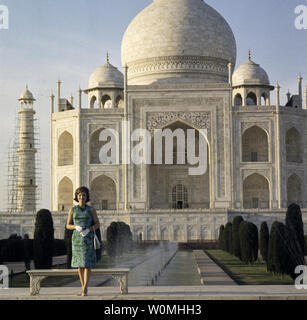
[90,175,117,210]
[243,173,270,209]
[149,121,210,209]
[58,177,73,211]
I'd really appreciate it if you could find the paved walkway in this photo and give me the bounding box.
[64,246,177,287]
[1,286,307,300]
[193,250,237,285]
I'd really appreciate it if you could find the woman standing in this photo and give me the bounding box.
[66,186,100,296]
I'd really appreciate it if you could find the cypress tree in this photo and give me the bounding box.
[268,222,288,277]
[106,221,133,257]
[232,216,244,259]
[33,209,54,269]
[239,221,248,262]
[239,222,258,264]
[260,222,269,264]
[23,234,32,270]
[285,204,305,259]
[218,225,225,250]
[224,223,232,253]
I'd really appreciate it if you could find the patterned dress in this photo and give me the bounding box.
[71,205,96,268]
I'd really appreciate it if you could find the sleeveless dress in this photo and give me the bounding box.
[71,205,96,268]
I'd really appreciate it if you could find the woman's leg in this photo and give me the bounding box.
[83,268,91,293]
[78,268,85,291]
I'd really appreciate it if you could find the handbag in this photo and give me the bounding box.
[93,229,101,250]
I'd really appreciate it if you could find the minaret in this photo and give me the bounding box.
[298,74,303,108]
[17,86,37,212]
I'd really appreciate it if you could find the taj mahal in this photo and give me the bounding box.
[1,0,307,240]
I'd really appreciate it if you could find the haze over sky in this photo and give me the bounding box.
[0,0,306,211]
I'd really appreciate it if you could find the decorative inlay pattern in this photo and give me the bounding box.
[147,111,210,133]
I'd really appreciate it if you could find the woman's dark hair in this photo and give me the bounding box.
[74,186,90,203]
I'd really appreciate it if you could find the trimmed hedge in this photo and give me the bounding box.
[224,223,232,254]
[33,209,54,269]
[232,216,244,259]
[106,221,133,257]
[285,204,305,258]
[260,222,269,263]
[218,225,225,250]
[239,221,258,264]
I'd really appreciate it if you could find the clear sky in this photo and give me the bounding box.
[0,0,306,211]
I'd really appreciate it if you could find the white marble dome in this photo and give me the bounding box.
[121,0,237,85]
[88,61,124,89]
[19,86,35,101]
[232,57,270,87]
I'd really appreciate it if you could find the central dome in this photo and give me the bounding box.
[121,0,237,85]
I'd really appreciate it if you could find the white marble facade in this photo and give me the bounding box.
[2,0,307,240]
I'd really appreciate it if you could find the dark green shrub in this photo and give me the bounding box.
[23,234,32,270]
[1,236,24,262]
[267,221,288,276]
[239,222,258,264]
[285,204,305,259]
[218,225,225,250]
[223,223,232,253]
[106,221,133,257]
[53,239,66,256]
[304,235,307,256]
[232,216,244,259]
[260,222,269,264]
[33,209,54,269]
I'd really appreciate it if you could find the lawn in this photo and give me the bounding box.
[206,250,294,285]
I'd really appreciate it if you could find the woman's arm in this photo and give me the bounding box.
[90,208,100,232]
[66,208,76,230]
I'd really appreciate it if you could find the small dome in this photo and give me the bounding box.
[88,60,124,89]
[232,55,270,87]
[19,86,35,101]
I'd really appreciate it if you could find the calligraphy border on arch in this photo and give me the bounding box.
[147,111,211,134]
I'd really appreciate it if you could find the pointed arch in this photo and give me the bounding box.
[90,127,117,164]
[286,127,303,163]
[261,92,269,106]
[243,173,270,209]
[115,95,124,108]
[234,93,243,106]
[58,131,73,166]
[58,177,73,211]
[287,174,303,207]
[242,126,268,162]
[149,120,210,209]
[90,174,117,210]
[90,95,98,108]
[246,92,257,106]
[101,95,112,109]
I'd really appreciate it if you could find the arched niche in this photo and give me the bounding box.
[58,177,73,211]
[243,173,270,209]
[58,131,73,166]
[242,126,268,162]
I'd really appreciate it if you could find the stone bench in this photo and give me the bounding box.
[26,268,130,296]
